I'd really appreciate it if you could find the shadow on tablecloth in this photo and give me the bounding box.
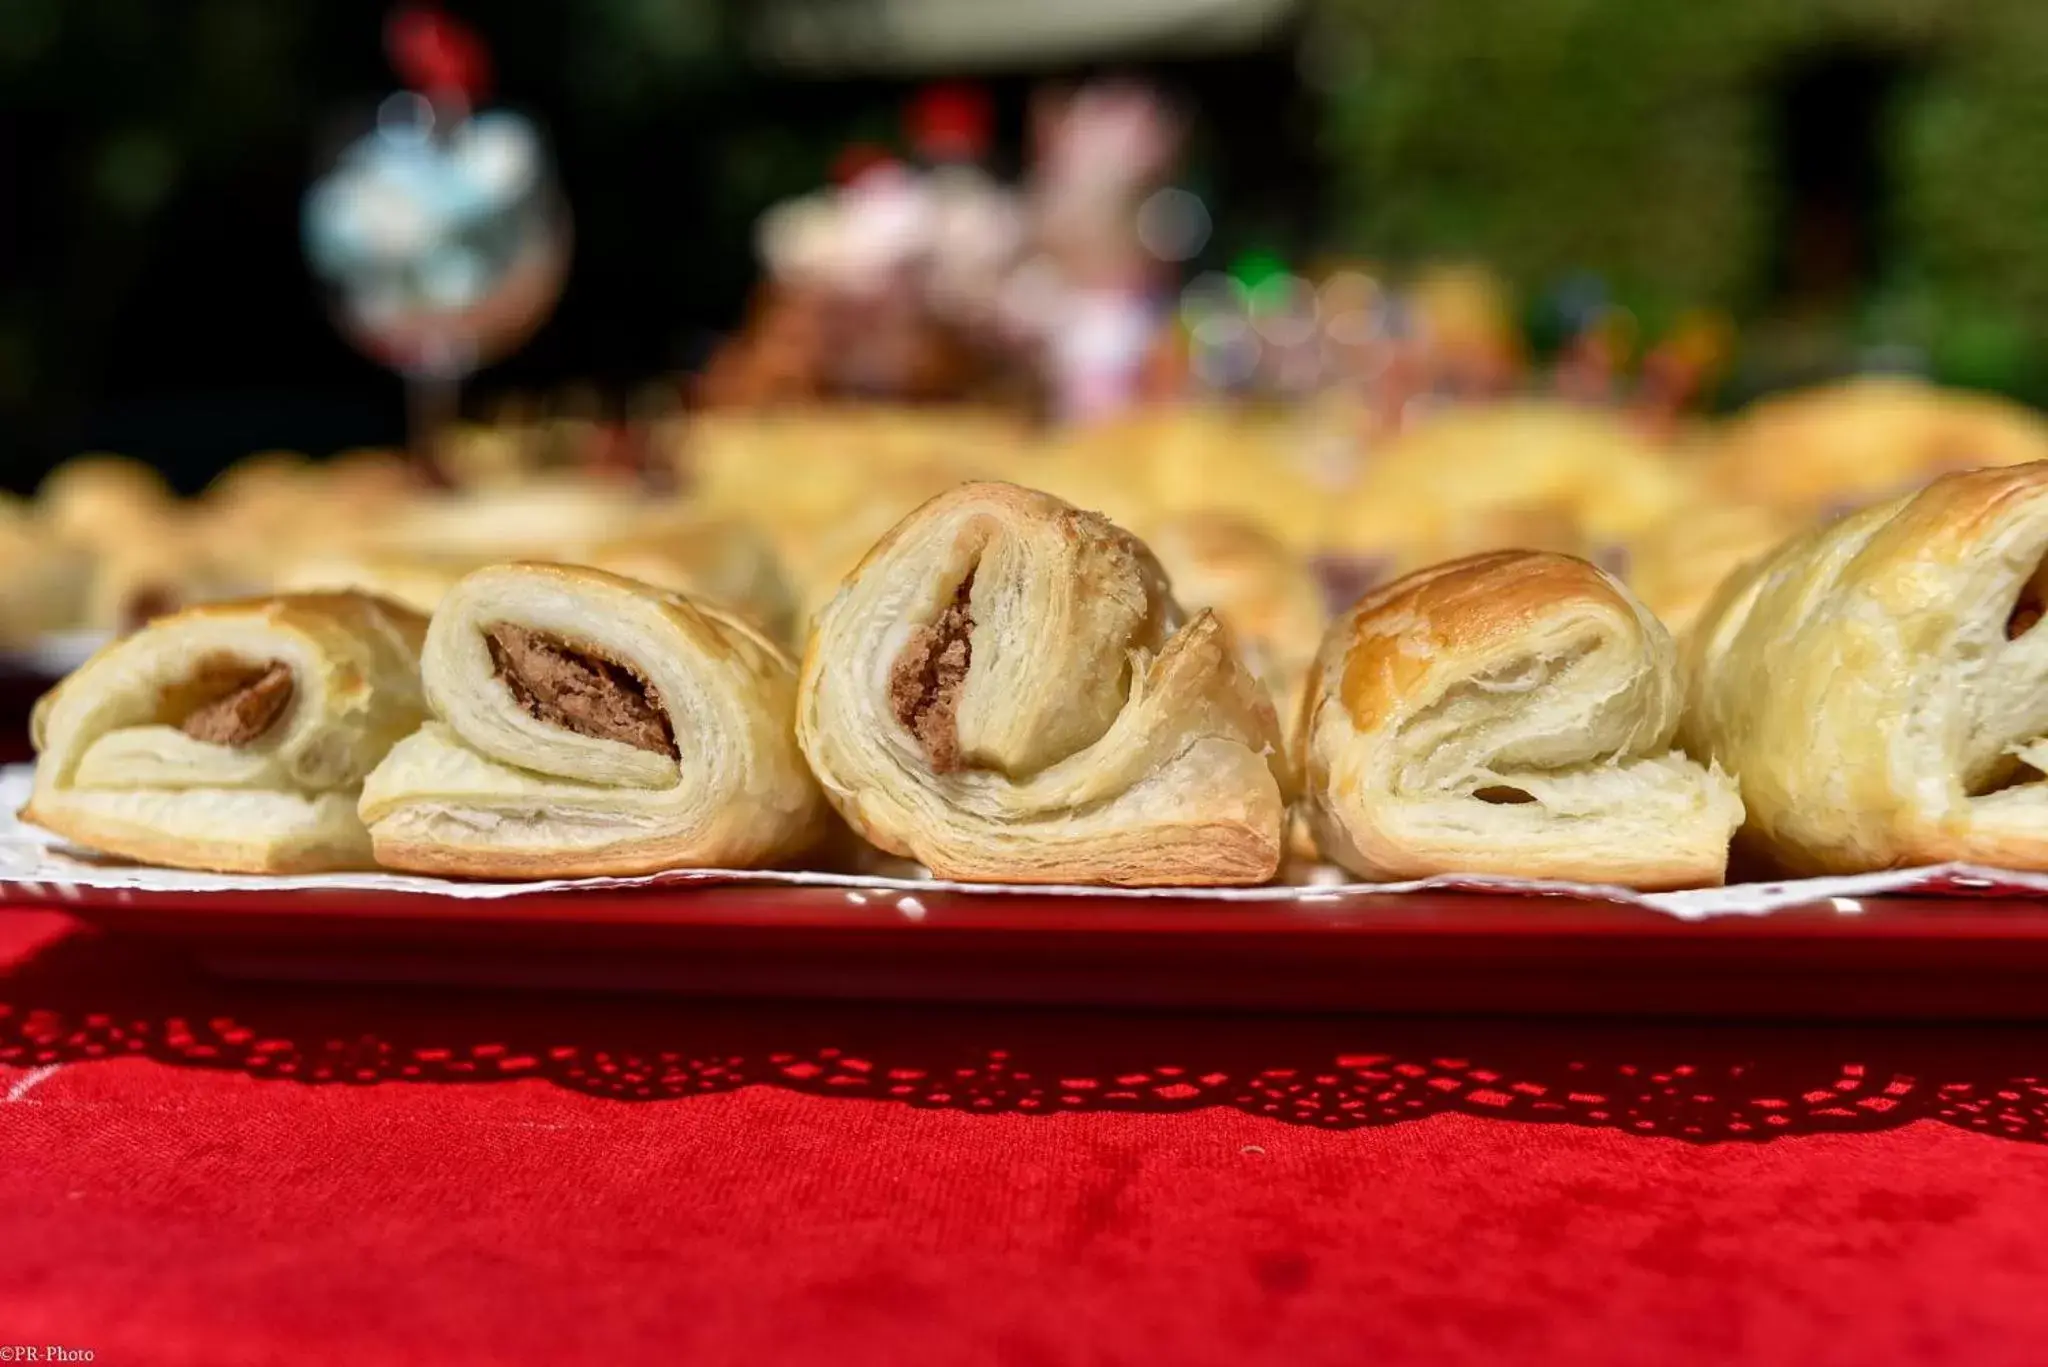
[6,920,2048,1145]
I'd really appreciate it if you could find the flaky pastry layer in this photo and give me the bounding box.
[24,592,428,872]
[1300,551,1742,889]
[1685,463,2048,874]
[797,482,1286,886]
[361,562,825,877]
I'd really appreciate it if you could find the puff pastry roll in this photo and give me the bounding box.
[360,563,826,877]
[1299,552,1742,889]
[24,593,429,872]
[797,482,1286,886]
[1684,464,2048,875]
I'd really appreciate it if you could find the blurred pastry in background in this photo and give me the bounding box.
[436,422,535,489]
[1143,512,1326,727]
[192,449,427,593]
[1388,502,1589,579]
[1019,439,1156,535]
[1124,407,1343,555]
[0,505,92,648]
[35,455,178,552]
[374,481,659,561]
[79,530,246,635]
[200,449,317,515]
[276,501,798,644]
[1623,502,1797,636]
[272,551,475,618]
[682,407,1021,522]
[579,517,797,645]
[1339,401,1694,556]
[320,448,423,510]
[1712,376,2048,514]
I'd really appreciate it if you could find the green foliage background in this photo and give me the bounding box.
[1317,0,2048,394]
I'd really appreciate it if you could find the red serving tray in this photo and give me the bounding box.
[24,880,2048,1020]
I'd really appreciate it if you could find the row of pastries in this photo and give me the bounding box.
[23,455,2048,890]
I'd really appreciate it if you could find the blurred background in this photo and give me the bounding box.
[10,0,2048,487]
[9,0,2048,706]
[0,0,1330,484]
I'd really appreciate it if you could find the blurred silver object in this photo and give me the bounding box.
[304,94,570,473]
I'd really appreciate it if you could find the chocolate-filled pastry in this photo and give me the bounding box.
[797,482,1286,886]
[24,593,429,872]
[1299,551,1742,889]
[1684,463,2048,875]
[360,563,826,877]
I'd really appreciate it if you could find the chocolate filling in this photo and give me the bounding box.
[889,574,975,774]
[178,662,295,746]
[486,624,676,757]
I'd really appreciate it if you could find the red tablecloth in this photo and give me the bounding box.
[7,907,2048,1366]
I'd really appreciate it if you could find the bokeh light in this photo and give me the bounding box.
[1135,187,1212,262]
[1180,271,1247,330]
[1319,270,1384,347]
[1248,272,1318,346]
[1190,313,1260,388]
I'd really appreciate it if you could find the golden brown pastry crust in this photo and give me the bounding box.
[797,482,1286,886]
[360,563,826,878]
[1684,463,2048,874]
[1300,551,1741,889]
[23,592,429,873]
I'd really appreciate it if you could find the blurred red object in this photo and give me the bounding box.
[910,84,993,164]
[1634,310,1734,436]
[387,5,493,105]
[831,143,898,188]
